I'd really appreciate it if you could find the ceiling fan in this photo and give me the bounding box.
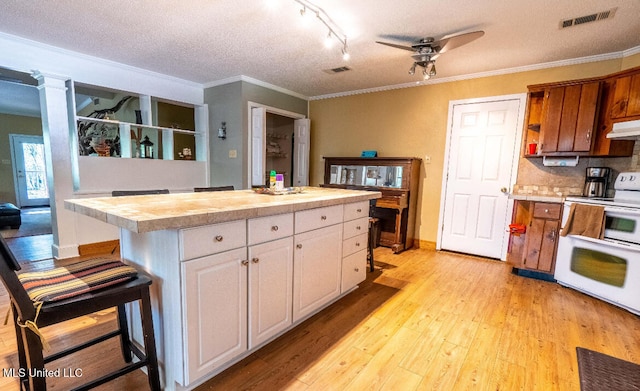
[376,30,484,80]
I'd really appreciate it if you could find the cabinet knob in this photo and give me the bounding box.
[241,260,249,266]
[356,226,361,230]
[544,209,549,213]
[354,267,359,272]
[356,242,360,247]
[321,215,327,221]
[296,243,303,249]
[214,235,223,242]
[357,208,362,213]
[252,257,259,263]
[271,225,279,231]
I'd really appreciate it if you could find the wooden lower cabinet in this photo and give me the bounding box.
[507,201,562,275]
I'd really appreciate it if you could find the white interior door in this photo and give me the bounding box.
[439,98,522,259]
[10,134,50,207]
[292,118,310,186]
[251,107,266,187]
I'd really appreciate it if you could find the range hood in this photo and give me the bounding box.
[607,119,640,139]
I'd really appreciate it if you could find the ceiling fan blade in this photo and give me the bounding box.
[435,30,484,55]
[375,41,415,52]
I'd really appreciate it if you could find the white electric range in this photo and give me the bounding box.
[555,171,640,315]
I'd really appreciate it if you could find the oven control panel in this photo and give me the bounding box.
[614,172,640,191]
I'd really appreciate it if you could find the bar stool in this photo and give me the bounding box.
[0,236,161,391]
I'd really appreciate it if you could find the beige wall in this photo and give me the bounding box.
[0,113,43,205]
[309,56,640,244]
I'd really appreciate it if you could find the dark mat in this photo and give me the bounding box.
[576,347,640,391]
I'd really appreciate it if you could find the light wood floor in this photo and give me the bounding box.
[1,237,638,390]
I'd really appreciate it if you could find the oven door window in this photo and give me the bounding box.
[605,216,636,233]
[570,247,627,287]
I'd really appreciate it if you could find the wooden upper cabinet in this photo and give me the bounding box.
[610,73,640,119]
[524,66,640,158]
[539,81,600,155]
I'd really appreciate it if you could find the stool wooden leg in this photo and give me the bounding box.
[22,326,46,391]
[116,304,133,363]
[139,288,161,391]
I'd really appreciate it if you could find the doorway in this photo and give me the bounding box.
[10,134,50,207]
[437,94,525,260]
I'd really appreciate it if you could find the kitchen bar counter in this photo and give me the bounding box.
[65,187,380,233]
[65,187,381,390]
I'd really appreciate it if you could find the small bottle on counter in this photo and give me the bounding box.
[275,174,284,191]
[269,170,277,190]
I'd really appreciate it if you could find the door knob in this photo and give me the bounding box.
[500,187,509,194]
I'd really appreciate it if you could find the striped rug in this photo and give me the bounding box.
[18,257,138,303]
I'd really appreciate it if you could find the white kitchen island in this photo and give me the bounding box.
[65,187,381,390]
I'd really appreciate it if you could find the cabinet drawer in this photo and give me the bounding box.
[533,203,561,219]
[248,213,293,246]
[344,201,369,221]
[343,217,369,239]
[180,220,246,261]
[343,233,368,257]
[295,205,343,234]
[341,250,366,293]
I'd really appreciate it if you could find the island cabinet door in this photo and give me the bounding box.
[182,247,248,385]
[248,236,294,349]
[293,224,343,323]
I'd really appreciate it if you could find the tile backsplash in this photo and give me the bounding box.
[514,138,639,198]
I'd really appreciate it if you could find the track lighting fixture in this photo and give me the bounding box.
[293,0,349,61]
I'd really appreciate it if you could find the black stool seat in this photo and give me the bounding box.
[0,203,21,229]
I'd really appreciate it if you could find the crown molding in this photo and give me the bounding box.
[203,75,309,101]
[0,32,203,103]
[309,47,640,100]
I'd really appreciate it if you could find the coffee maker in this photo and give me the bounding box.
[583,167,611,198]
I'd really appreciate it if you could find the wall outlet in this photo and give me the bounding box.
[424,155,431,164]
[229,149,237,158]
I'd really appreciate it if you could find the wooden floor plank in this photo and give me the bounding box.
[0,237,638,391]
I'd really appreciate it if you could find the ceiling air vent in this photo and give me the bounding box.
[560,8,616,29]
[323,66,352,74]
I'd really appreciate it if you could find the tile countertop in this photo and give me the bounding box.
[65,187,382,233]
[509,194,565,203]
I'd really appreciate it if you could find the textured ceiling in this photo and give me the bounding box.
[0,0,639,101]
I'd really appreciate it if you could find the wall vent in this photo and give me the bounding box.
[560,8,616,29]
[323,66,352,74]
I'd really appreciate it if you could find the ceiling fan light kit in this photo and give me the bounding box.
[377,30,484,81]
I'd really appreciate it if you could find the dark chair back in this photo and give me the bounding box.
[194,186,235,192]
[112,189,170,197]
[0,236,37,323]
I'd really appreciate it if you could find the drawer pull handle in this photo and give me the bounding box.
[215,235,223,242]
[271,225,279,231]
[296,244,303,249]
[357,208,362,213]
[544,209,549,213]
[321,215,327,221]
[252,257,259,263]
[241,260,249,266]
[356,242,360,247]
[356,226,361,230]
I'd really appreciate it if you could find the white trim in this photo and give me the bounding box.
[246,101,306,188]
[436,93,527,261]
[309,47,639,100]
[204,75,309,101]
